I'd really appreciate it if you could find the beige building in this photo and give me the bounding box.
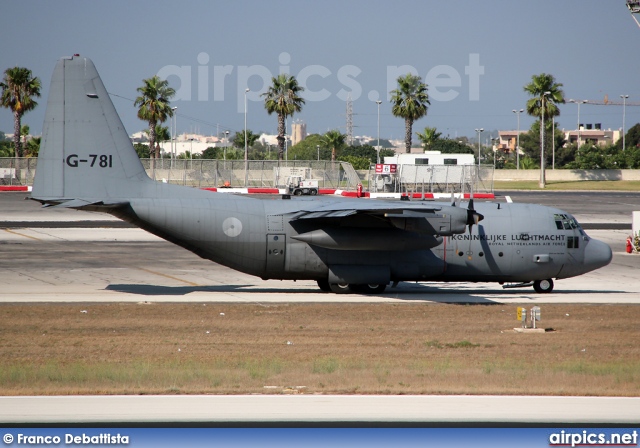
[499,127,621,150]
[291,120,307,146]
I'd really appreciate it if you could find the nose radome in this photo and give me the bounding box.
[584,238,613,272]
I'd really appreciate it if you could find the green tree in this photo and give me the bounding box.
[416,126,441,151]
[523,73,565,183]
[390,73,430,153]
[322,130,347,162]
[231,129,260,150]
[133,143,150,158]
[288,134,330,160]
[201,147,222,159]
[340,155,371,170]
[0,140,14,157]
[262,74,305,161]
[134,76,175,161]
[25,136,41,157]
[340,144,385,164]
[617,123,640,150]
[519,121,566,168]
[1,67,41,182]
[431,138,474,154]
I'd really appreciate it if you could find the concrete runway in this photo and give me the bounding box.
[1,191,640,424]
[1,395,639,424]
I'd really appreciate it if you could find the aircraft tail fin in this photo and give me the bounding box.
[32,55,152,203]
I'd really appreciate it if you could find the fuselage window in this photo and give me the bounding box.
[567,236,580,249]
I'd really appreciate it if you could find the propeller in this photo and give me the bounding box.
[466,198,484,234]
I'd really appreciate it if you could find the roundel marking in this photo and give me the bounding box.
[222,217,243,237]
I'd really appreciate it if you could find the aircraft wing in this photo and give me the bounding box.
[288,200,479,237]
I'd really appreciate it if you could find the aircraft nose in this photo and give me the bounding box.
[584,238,612,271]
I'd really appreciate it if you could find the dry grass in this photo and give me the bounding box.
[493,180,640,191]
[1,303,639,396]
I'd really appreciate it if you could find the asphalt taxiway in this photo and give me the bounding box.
[1,191,639,304]
[2,191,640,424]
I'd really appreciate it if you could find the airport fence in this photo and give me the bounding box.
[366,163,493,194]
[1,157,493,193]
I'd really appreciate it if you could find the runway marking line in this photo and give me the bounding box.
[3,228,41,241]
[138,267,200,287]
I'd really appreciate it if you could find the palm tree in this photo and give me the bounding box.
[416,126,442,151]
[322,130,346,162]
[390,73,429,153]
[523,73,565,186]
[134,76,175,161]
[261,74,305,161]
[1,67,41,182]
[231,130,260,149]
[523,73,564,123]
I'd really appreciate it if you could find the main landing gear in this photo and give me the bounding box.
[502,278,555,293]
[317,280,387,294]
[533,278,554,293]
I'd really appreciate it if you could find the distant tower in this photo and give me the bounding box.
[291,120,307,146]
[346,93,353,145]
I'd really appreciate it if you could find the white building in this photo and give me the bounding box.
[384,151,475,166]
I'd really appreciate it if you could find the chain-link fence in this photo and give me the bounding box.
[366,164,494,194]
[2,157,494,193]
[0,157,37,186]
[2,158,361,190]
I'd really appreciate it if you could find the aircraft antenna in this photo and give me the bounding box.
[627,0,640,28]
[346,93,353,146]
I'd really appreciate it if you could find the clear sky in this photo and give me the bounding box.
[1,0,639,142]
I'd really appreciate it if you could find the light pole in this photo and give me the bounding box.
[512,109,523,170]
[316,144,320,161]
[568,99,588,149]
[171,107,178,163]
[540,91,551,188]
[224,130,229,160]
[621,95,629,151]
[375,100,382,164]
[475,128,484,174]
[244,87,249,187]
[491,137,498,169]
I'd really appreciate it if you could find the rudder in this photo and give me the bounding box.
[32,55,150,202]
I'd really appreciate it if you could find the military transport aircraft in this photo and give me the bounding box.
[31,56,612,294]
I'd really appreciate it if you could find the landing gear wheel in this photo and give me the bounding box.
[352,284,387,294]
[317,279,331,292]
[533,278,554,293]
[329,283,352,294]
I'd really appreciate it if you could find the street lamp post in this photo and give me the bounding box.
[491,137,499,169]
[224,130,229,161]
[171,107,178,165]
[244,88,249,187]
[568,99,588,149]
[474,128,484,174]
[512,109,524,170]
[316,145,320,161]
[621,95,629,151]
[375,100,382,164]
[540,91,551,189]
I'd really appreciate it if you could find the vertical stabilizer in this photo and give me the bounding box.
[32,55,151,202]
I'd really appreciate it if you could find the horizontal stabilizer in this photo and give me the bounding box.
[42,199,129,210]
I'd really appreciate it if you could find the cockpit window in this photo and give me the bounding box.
[554,214,582,231]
